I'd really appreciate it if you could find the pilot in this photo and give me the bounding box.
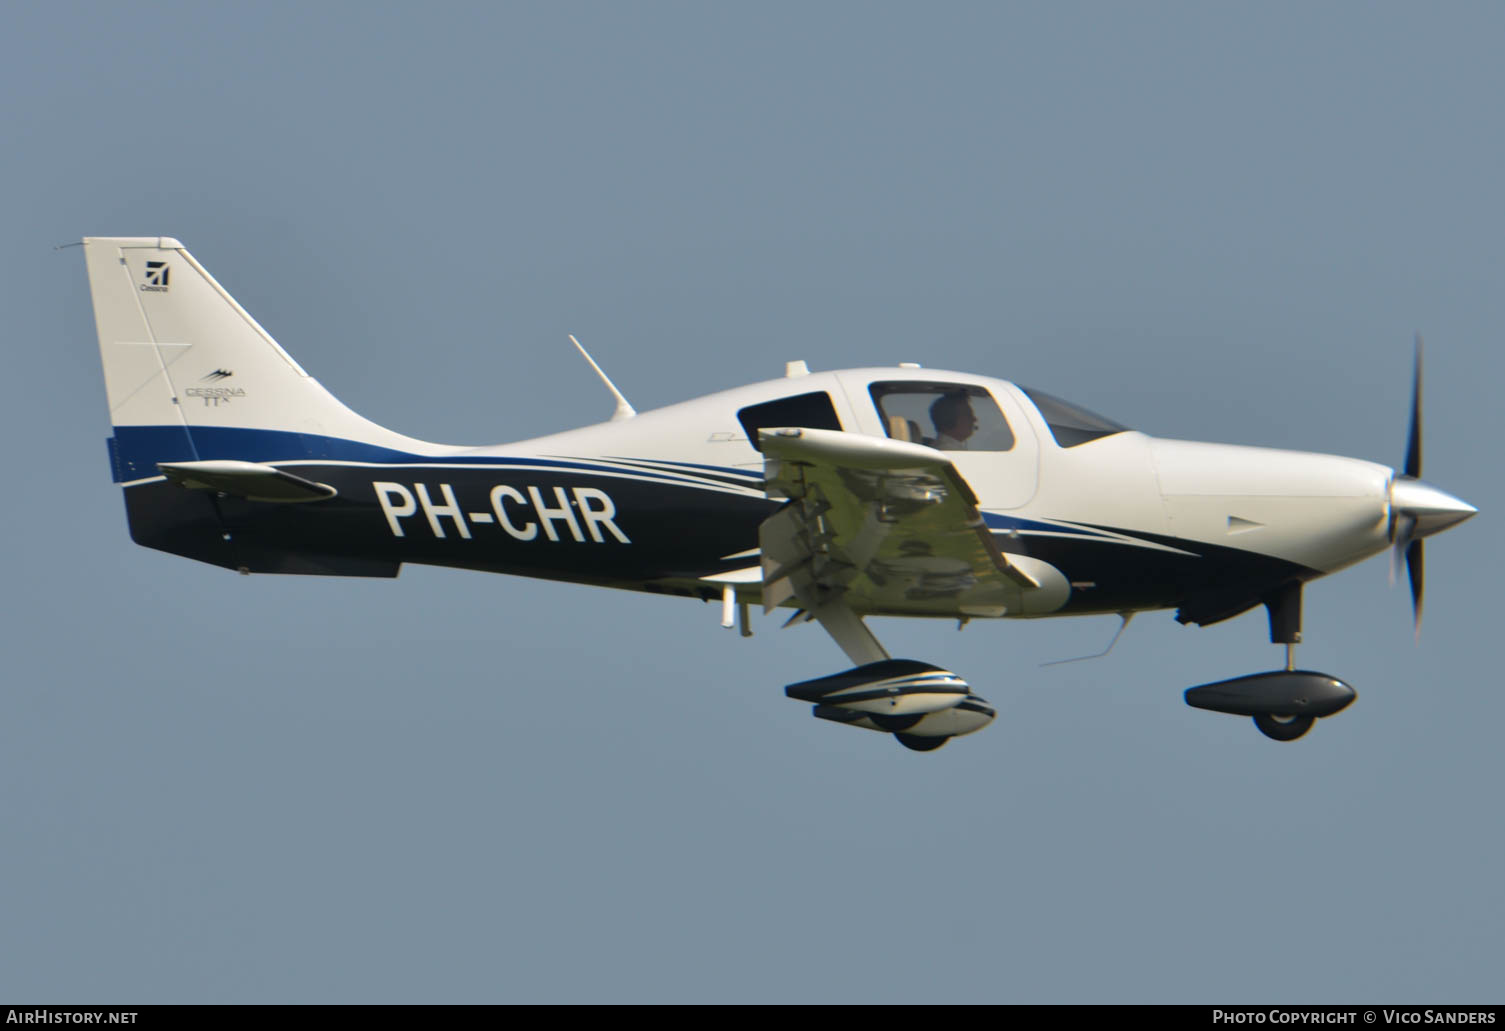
[930,393,978,450]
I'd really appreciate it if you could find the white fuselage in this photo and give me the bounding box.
[455,366,1399,618]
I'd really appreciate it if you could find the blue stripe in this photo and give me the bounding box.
[983,512,1198,557]
[605,456,763,481]
[981,511,1101,538]
[111,426,417,481]
[593,456,761,488]
[108,425,759,492]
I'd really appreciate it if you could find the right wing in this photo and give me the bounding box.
[757,427,1066,619]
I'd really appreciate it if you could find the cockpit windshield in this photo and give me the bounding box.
[1019,387,1129,448]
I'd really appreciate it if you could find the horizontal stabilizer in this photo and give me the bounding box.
[157,460,337,503]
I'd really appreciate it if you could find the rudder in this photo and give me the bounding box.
[82,237,435,482]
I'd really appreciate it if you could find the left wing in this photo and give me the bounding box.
[757,427,1064,619]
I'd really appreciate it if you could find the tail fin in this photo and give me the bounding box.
[82,237,439,482]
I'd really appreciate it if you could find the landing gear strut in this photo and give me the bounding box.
[1254,583,1316,742]
[787,604,997,752]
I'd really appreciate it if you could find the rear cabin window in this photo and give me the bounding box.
[737,391,843,451]
[869,382,1015,452]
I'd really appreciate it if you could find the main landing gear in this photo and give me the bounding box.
[785,604,997,752]
[790,587,1362,749]
[1183,583,1357,742]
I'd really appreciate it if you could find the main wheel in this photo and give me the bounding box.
[1253,712,1315,742]
[894,733,950,752]
[871,713,923,732]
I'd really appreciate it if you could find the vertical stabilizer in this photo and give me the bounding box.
[82,237,448,481]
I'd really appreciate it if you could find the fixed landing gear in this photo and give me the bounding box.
[1247,634,1322,740]
[894,733,950,752]
[1183,583,1357,742]
[1252,712,1316,742]
[791,661,998,752]
[784,601,999,753]
[873,711,959,751]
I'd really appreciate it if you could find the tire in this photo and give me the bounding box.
[1253,712,1315,742]
[871,713,924,732]
[894,733,949,752]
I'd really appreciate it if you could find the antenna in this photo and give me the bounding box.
[1041,612,1134,667]
[568,334,636,421]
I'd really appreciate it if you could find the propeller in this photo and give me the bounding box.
[1391,336,1423,625]
[1387,335,1476,635]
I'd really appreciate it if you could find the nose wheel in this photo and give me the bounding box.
[1252,712,1315,741]
[1258,587,1317,742]
[1183,583,1357,742]
[1250,636,1317,740]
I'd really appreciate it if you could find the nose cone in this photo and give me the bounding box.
[1389,476,1478,539]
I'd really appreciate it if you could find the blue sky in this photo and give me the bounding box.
[3,2,1501,1003]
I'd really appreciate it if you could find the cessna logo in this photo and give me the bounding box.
[140,261,170,292]
[184,384,246,406]
[201,369,233,381]
[374,481,630,544]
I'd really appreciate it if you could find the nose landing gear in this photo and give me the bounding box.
[1249,632,1321,741]
[1183,583,1357,742]
[1252,712,1317,742]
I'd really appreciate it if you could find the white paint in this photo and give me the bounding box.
[373,482,416,537]
[489,485,537,541]
[415,482,471,540]
[572,487,630,544]
[527,485,585,543]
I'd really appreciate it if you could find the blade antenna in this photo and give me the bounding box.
[1042,612,1134,667]
[568,334,636,421]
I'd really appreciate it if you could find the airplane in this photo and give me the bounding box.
[78,236,1477,751]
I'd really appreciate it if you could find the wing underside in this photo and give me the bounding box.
[757,427,1065,619]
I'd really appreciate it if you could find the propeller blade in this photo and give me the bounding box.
[1397,335,1423,631]
[1404,334,1423,479]
[1389,512,1414,585]
[1406,538,1424,636]
[1389,336,1475,638]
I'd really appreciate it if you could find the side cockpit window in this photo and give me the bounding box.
[737,391,843,451]
[1019,387,1129,448]
[869,382,1015,452]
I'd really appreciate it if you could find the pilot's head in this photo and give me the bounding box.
[931,393,977,441]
